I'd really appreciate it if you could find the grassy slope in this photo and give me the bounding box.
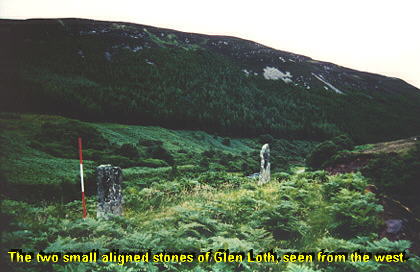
[317,137,420,219]
[355,138,418,155]
[92,122,255,156]
[0,113,313,188]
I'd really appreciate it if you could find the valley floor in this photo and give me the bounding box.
[1,113,419,271]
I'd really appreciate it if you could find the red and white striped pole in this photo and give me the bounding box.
[78,137,87,218]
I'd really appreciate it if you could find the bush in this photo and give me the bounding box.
[169,164,179,180]
[272,172,291,182]
[42,142,69,157]
[332,134,354,150]
[218,152,235,166]
[197,171,246,188]
[117,143,139,159]
[83,149,109,161]
[306,140,339,169]
[202,149,216,158]
[322,150,362,168]
[306,135,355,170]
[328,188,382,237]
[137,158,168,168]
[38,121,109,150]
[258,134,274,144]
[199,157,210,169]
[32,121,110,159]
[138,139,163,146]
[362,153,404,189]
[97,154,136,168]
[361,144,420,213]
[240,161,250,174]
[146,144,174,165]
[222,137,231,146]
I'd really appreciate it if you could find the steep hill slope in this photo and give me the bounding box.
[1,18,420,143]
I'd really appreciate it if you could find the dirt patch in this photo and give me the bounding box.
[325,154,372,175]
[361,137,418,155]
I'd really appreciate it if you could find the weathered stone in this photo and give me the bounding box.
[385,219,403,234]
[96,164,123,219]
[259,144,270,185]
[247,173,260,179]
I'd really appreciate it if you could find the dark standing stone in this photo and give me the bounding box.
[385,219,403,234]
[96,164,123,218]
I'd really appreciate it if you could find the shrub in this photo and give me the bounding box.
[197,171,246,188]
[83,149,108,161]
[137,158,168,168]
[146,144,174,165]
[218,152,235,166]
[202,149,216,158]
[306,135,355,170]
[240,161,250,173]
[169,164,179,180]
[306,140,339,169]
[138,139,163,146]
[117,143,139,159]
[199,157,210,169]
[222,137,231,146]
[38,121,109,150]
[258,134,274,144]
[97,154,136,168]
[272,172,291,182]
[362,153,405,189]
[361,145,420,212]
[32,121,110,159]
[328,188,382,238]
[332,134,354,150]
[321,150,361,168]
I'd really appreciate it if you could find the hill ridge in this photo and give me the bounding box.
[1,18,420,143]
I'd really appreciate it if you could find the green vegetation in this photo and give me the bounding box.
[1,18,420,271]
[306,135,420,216]
[361,142,420,214]
[3,169,419,271]
[2,20,420,143]
[0,113,315,201]
[353,144,375,152]
[1,113,419,271]
[306,135,354,169]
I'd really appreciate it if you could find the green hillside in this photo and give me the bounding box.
[306,135,420,217]
[0,113,314,202]
[1,19,420,143]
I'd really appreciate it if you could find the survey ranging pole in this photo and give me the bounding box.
[78,137,87,218]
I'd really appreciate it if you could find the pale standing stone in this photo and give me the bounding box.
[259,144,270,185]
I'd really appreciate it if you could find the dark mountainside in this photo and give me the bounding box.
[1,18,420,143]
